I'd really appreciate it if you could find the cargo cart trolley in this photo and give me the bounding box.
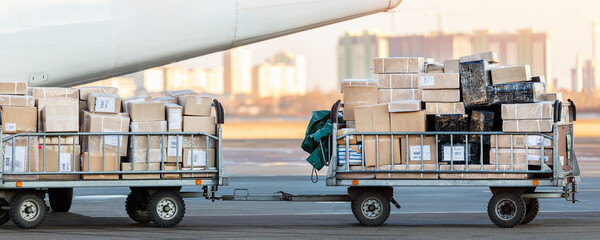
[0,100,226,228]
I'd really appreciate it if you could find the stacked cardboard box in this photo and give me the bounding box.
[375,57,424,104]
[177,91,216,173]
[342,79,378,121]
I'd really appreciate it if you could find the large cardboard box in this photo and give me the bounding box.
[421,89,460,102]
[0,95,34,107]
[129,102,165,122]
[390,110,426,132]
[337,145,362,165]
[42,103,79,132]
[341,79,378,92]
[337,128,358,145]
[491,65,532,85]
[163,163,181,179]
[130,121,168,149]
[183,148,215,168]
[373,57,424,74]
[388,100,421,113]
[82,111,130,156]
[400,136,437,164]
[38,136,79,145]
[489,148,552,166]
[153,96,177,104]
[377,164,438,179]
[444,59,460,73]
[165,103,183,132]
[177,96,212,116]
[36,98,79,132]
[363,136,400,167]
[354,104,390,132]
[459,52,500,63]
[501,102,553,120]
[378,89,422,103]
[502,120,553,132]
[3,136,39,180]
[342,86,378,121]
[38,145,81,180]
[77,86,119,101]
[88,93,121,114]
[0,82,27,95]
[377,74,418,89]
[425,102,465,115]
[417,73,460,89]
[545,92,563,101]
[486,82,546,105]
[121,96,151,113]
[129,149,167,163]
[81,152,119,180]
[183,116,216,135]
[28,87,79,99]
[121,163,160,179]
[490,134,552,149]
[1,106,37,133]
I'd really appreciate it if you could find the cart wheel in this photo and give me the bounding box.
[520,198,539,225]
[487,191,526,228]
[126,191,151,223]
[10,191,48,229]
[0,208,10,225]
[148,190,185,227]
[48,188,73,212]
[351,191,390,226]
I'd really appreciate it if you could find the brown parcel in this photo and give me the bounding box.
[340,79,378,92]
[87,93,121,114]
[444,59,460,73]
[377,74,418,89]
[38,145,81,180]
[337,128,358,145]
[129,102,165,122]
[372,57,424,74]
[153,96,177,104]
[0,95,34,107]
[390,110,427,132]
[38,136,79,145]
[400,136,437,165]
[378,89,422,103]
[459,51,500,63]
[81,152,119,180]
[28,87,79,99]
[491,65,532,85]
[417,73,460,89]
[3,136,39,181]
[363,136,400,167]
[425,102,465,115]
[376,164,437,179]
[165,103,183,132]
[42,103,79,132]
[421,89,461,102]
[129,149,167,163]
[177,96,212,116]
[82,111,130,156]
[388,100,421,113]
[1,106,36,133]
[163,163,181,179]
[354,104,390,132]
[342,86,378,121]
[182,148,215,168]
[501,102,553,120]
[77,86,119,101]
[489,148,553,166]
[439,164,527,179]
[36,98,79,132]
[502,120,553,132]
[490,134,552,149]
[130,121,167,149]
[183,116,216,135]
[121,96,151,113]
[545,92,563,101]
[121,163,160,179]
[0,82,27,95]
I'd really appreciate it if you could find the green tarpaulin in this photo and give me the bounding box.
[301,110,341,170]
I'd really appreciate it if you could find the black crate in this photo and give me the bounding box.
[486,82,546,105]
[460,60,492,108]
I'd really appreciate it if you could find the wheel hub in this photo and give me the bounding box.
[156,198,177,220]
[361,198,382,219]
[496,199,517,220]
[20,200,39,221]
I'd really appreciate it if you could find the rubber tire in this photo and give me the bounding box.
[48,188,73,212]
[487,191,526,228]
[351,191,390,226]
[0,209,10,225]
[10,191,48,229]
[148,190,185,228]
[520,198,539,225]
[126,191,152,224]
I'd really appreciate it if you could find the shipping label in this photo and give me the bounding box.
[168,109,182,130]
[94,97,116,112]
[4,123,16,132]
[419,76,435,87]
[409,145,431,161]
[59,153,72,172]
[443,146,465,161]
[4,146,26,173]
[527,154,549,162]
[186,149,207,166]
[167,136,183,157]
[526,135,551,147]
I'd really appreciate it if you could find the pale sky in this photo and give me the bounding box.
[172,0,600,93]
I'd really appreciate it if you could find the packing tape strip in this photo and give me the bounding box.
[13,83,17,94]
[382,58,385,73]
[405,58,409,72]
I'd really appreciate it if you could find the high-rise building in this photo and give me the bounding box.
[572,53,583,93]
[583,60,594,92]
[165,67,190,91]
[143,68,165,93]
[388,32,472,62]
[223,47,252,95]
[255,51,307,99]
[337,31,388,91]
[592,20,600,93]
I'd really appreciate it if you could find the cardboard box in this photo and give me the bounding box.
[388,100,422,113]
[400,136,437,164]
[129,102,165,122]
[490,134,552,149]
[377,164,438,179]
[3,136,39,177]
[342,86,378,121]
[183,148,215,168]
[166,136,207,163]
[42,103,79,132]
[129,149,167,163]
[556,125,571,171]
[363,136,401,167]
[491,65,532,84]
[0,95,34,107]
[81,152,120,180]
[88,93,121,114]
[165,103,183,132]
[486,82,546,105]
[545,92,563,102]
[1,106,36,133]
[36,98,79,132]
[337,128,358,145]
[130,121,167,149]
[444,59,460,73]
[163,163,181,179]
[28,87,79,99]
[341,79,378,92]
[153,96,177,104]
[425,102,465,115]
[337,145,362,165]
[82,111,130,156]
[377,74,418,89]
[372,57,424,74]
[417,73,460,89]
[378,89,422,103]
[38,136,79,145]
[77,86,119,101]
[0,82,27,95]
[167,89,197,98]
[425,62,444,73]
[390,110,426,132]
[421,89,461,102]
[502,120,553,132]
[38,145,81,180]
[460,60,492,108]
[121,96,151,113]
[178,96,212,116]
[354,104,390,132]
[121,163,160,179]
[501,102,553,120]
[183,116,216,135]
[489,148,552,166]
[459,52,500,63]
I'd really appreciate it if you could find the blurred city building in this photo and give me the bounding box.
[337,30,388,91]
[223,47,253,95]
[254,51,307,99]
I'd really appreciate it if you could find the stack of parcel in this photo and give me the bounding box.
[337,52,570,180]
